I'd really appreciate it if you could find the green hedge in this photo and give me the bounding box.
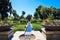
[13,21,20,25]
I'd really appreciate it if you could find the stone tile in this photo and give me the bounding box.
[12,31,46,40]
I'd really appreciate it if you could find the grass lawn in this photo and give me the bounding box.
[13,25,25,32]
[32,23,43,31]
[13,22,43,32]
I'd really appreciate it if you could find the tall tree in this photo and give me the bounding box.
[34,5,58,20]
[34,12,39,19]
[12,10,19,20]
[34,5,46,20]
[0,0,12,20]
[26,15,32,21]
[53,9,60,19]
[20,11,25,19]
[22,11,25,15]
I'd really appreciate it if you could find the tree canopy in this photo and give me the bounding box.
[0,0,12,20]
[34,5,60,20]
[26,14,32,21]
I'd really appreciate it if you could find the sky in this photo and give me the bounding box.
[10,0,60,17]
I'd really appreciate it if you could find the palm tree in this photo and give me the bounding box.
[12,10,19,20]
[13,10,17,17]
[22,11,25,16]
[20,11,25,19]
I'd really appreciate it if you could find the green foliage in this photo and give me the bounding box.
[13,26,25,32]
[0,20,2,24]
[47,13,53,20]
[20,19,27,24]
[34,12,39,19]
[26,14,32,21]
[22,11,25,15]
[3,16,13,24]
[20,11,25,19]
[20,21,27,24]
[32,23,43,31]
[34,5,60,20]
[55,20,60,24]
[31,20,37,23]
[13,21,43,32]
[13,21,20,25]
[31,19,42,23]
[0,0,12,20]
[13,10,19,20]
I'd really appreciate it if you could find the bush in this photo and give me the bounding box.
[55,20,60,24]
[31,19,42,23]
[20,20,27,24]
[31,20,37,23]
[13,21,20,25]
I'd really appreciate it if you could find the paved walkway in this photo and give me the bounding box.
[12,31,46,40]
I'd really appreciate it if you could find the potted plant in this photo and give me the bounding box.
[0,17,13,31]
[42,14,60,31]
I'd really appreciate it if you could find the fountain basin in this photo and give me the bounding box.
[19,34,35,40]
